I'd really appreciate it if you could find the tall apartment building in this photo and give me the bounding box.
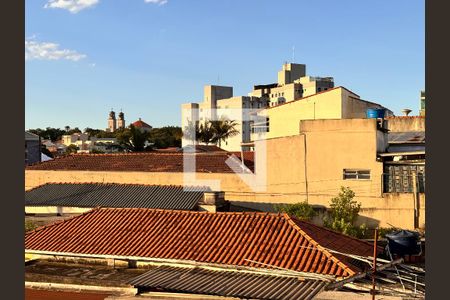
[249,63,334,107]
[182,63,335,151]
[182,85,265,151]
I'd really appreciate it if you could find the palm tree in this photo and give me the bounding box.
[183,119,239,148]
[210,118,239,148]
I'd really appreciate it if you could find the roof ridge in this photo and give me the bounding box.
[283,214,356,276]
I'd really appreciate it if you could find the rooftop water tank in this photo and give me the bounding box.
[386,230,422,256]
[366,108,386,119]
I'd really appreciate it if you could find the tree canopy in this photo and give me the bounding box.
[183,119,239,147]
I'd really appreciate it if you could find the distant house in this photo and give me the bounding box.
[132,118,153,133]
[25,131,41,166]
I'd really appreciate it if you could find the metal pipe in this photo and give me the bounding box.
[372,228,378,300]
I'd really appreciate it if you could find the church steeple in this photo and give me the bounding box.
[117,109,125,129]
[108,109,117,132]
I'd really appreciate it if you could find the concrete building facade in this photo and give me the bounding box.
[182,63,336,151]
[252,86,391,141]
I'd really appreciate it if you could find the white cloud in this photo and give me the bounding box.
[144,0,168,5]
[25,40,87,61]
[44,0,99,14]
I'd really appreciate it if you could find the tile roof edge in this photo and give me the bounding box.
[284,214,356,277]
[25,207,101,236]
[27,182,212,190]
[293,217,376,249]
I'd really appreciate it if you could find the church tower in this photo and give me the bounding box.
[117,111,125,129]
[108,110,117,132]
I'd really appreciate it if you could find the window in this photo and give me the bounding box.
[343,169,371,180]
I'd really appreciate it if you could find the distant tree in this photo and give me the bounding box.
[275,201,317,221]
[148,126,182,148]
[183,119,239,147]
[64,125,70,132]
[67,127,82,135]
[28,127,66,142]
[210,119,239,147]
[95,130,116,138]
[65,144,78,154]
[116,125,149,152]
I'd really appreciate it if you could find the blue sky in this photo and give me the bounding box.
[26,0,424,130]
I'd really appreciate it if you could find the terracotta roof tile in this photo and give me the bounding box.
[132,119,152,128]
[26,152,253,173]
[25,208,375,277]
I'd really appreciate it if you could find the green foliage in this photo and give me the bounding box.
[25,220,37,232]
[116,125,149,152]
[275,201,317,221]
[28,127,66,142]
[183,119,239,147]
[323,186,367,238]
[148,126,182,148]
[209,119,240,147]
[65,144,78,154]
[66,127,82,135]
[378,227,398,238]
[91,148,105,154]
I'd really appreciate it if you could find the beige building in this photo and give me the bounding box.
[252,86,392,140]
[249,63,334,107]
[182,85,264,151]
[26,117,425,230]
[182,63,336,151]
[61,133,89,146]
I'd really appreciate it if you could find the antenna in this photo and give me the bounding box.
[217,74,220,85]
[292,46,295,63]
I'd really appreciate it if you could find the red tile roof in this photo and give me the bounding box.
[25,208,375,277]
[25,152,253,173]
[132,119,152,128]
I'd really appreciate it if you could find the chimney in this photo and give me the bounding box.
[401,109,412,116]
[199,191,226,212]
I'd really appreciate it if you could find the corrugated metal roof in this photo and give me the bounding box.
[25,183,208,210]
[25,131,40,141]
[25,208,376,277]
[388,131,425,144]
[129,266,329,300]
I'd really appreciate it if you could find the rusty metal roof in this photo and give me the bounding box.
[25,183,208,210]
[25,208,375,277]
[388,131,425,144]
[129,265,329,300]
